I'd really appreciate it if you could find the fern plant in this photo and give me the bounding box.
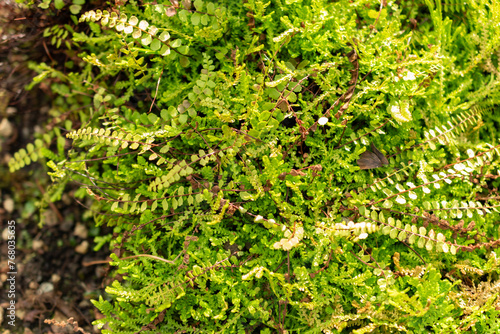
[12,0,500,332]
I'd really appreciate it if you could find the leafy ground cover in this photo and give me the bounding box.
[3,0,500,333]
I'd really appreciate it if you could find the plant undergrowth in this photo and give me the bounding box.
[10,0,500,332]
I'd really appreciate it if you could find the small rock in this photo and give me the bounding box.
[3,197,14,213]
[3,153,12,165]
[23,328,34,334]
[16,308,25,320]
[0,89,9,113]
[21,126,30,138]
[62,193,72,205]
[32,240,45,252]
[6,107,16,115]
[24,287,36,298]
[0,118,13,137]
[37,282,54,295]
[75,241,89,254]
[60,220,74,232]
[74,223,88,239]
[29,281,39,290]
[2,227,11,241]
[51,273,61,284]
[43,210,59,227]
[16,263,24,276]
[78,299,91,308]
